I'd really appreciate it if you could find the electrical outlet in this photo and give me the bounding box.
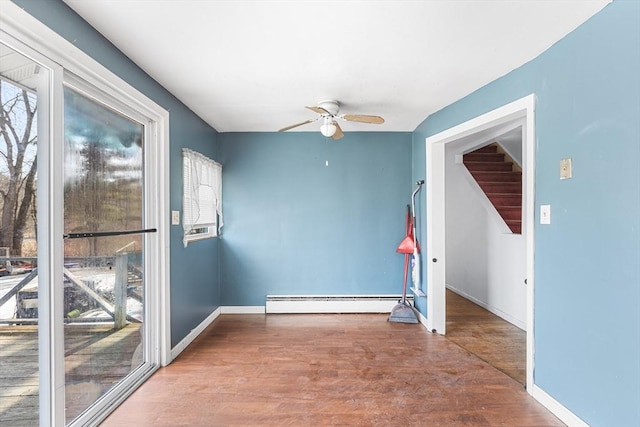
[560,158,572,179]
[171,210,180,225]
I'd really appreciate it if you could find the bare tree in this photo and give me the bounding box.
[0,80,37,256]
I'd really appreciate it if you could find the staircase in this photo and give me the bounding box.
[463,144,522,234]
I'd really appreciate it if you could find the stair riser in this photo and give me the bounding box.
[498,208,522,220]
[463,153,505,162]
[470,171,522,182]
[488,195,522,207]
[508,223,522,233]
[479,182,522,193]
[464,162,514,172]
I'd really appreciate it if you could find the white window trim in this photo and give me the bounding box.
[182,148,222,246]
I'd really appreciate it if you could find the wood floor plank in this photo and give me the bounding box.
[102,314,561,426]
[445,289,526,385]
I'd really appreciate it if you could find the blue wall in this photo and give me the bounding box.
[12,0,222,347]
[218,132,412,305]
[414,1,640,425]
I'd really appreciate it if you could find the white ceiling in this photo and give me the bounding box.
[62,0,610,134]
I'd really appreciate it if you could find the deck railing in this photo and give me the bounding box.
[0,254,142,327]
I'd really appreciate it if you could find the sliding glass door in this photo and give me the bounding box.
[62,85,150,423]
[0,12,169,423]
[0,42,43,427]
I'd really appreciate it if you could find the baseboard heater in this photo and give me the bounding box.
[265,295,413,314]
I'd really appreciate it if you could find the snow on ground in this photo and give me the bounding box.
[0,268,143,322]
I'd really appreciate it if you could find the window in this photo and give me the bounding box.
[182,149,222,246]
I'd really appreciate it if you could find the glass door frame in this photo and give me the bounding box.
[0,4,171,425]
[62,72,158,427]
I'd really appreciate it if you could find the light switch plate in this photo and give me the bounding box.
[171,210,180,225]
[540,205,551,225]
[560,158,572,179]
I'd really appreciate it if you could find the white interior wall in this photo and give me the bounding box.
[445,145,526,329]
[495,127,523,167]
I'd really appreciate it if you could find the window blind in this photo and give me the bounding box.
[182,148,222,246]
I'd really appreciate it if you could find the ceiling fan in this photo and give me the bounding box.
[278,100,385,140]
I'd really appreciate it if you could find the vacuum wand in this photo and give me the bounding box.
[411,180,424,294]
[411,181,424,218]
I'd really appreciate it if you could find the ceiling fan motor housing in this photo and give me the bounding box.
[318,100,340,116]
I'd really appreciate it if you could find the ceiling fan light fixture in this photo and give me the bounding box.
[320,121,337,137]
[278,100,384,136]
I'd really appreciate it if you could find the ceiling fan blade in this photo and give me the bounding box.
[342,114,385,124]
[332,122,344,140]
[278,119,314,132]
[306,106,331,115]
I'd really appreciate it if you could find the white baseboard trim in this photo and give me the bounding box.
[265,295,411,314]
[446,285,526,330]
[169,300,427,361]
[170,307,221,361]
[221,306,266,314]
[531,385,589,427]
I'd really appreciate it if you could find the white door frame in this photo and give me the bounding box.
[425,94,536,391]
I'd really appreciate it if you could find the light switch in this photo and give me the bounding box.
[540,205,551,225]
[171,210,180,225]
[560,158,572,179]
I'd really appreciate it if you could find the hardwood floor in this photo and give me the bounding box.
[445,290,526,385]
[102,314,561,426]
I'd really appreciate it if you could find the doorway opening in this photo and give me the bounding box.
[425,94,536,391]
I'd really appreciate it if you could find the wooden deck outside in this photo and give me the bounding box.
[0,323,141,426]
[0,325,38,426]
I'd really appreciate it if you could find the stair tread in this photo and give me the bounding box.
[481,183,521,186]
[485,192,522,195]
[471,145,498,153]
[474,170,520,172]
[463,153,505,162]
[464,159,510,162]
[470,171,521,177]
[464,164,513,170]
[464,143,522,235]
[464,160,512,163]
[479,184,522,192]
[464,161,513,166]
